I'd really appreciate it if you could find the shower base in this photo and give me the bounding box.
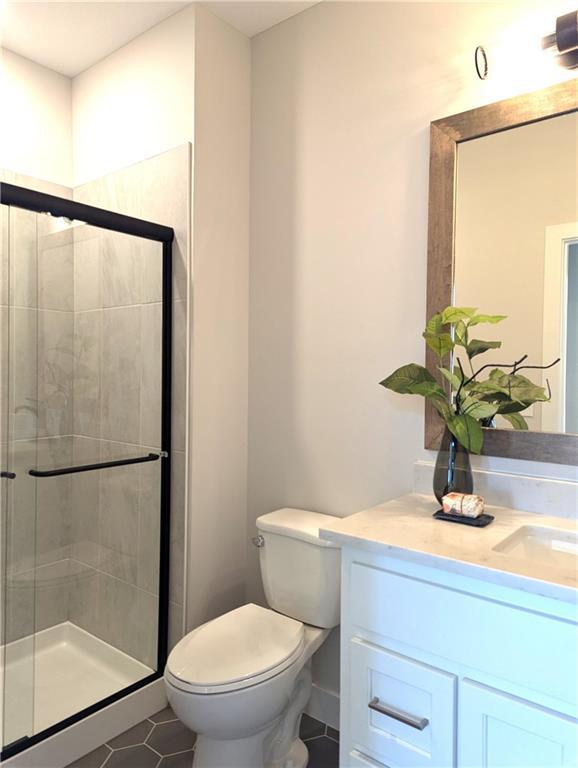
[2,621,153,749]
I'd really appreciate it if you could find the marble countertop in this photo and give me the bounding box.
[320,494,578,603]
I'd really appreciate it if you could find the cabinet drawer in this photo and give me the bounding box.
[348,749,390,767]
[348,637,456,768]
[350,562,578,707]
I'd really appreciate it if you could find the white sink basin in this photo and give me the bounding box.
[493,525,578,570]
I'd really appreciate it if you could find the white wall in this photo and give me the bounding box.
[249,0,578,708]
[72,5,196,185]
[187,4,251,630]
[0,48,72,186]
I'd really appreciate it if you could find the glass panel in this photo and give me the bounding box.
[1,203,164,748]
[1,205,38,749]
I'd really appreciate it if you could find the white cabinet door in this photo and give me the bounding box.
[348,638,456,768]
[460,680,578,768]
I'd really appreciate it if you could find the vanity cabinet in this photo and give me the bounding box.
[338,547,578,768]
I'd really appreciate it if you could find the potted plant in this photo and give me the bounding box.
[380,306,559,503]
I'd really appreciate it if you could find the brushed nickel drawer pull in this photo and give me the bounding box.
[368,697,429,731]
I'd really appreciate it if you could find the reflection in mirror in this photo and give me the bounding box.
[454,112,578,435]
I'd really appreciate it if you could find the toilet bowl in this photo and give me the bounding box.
[164,509,341,768]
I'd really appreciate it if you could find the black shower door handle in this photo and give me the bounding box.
[29,452,161,477]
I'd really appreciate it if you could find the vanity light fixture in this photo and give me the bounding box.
[474,46,488,80]
[543,10,578,69]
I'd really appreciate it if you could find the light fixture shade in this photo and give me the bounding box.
[555,10,578,54]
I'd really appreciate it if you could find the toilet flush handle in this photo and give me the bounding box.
[251,535,265,548]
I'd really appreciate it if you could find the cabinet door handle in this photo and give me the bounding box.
[368,697,429,731]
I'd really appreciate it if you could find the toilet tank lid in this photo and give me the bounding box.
[256,508,340,548]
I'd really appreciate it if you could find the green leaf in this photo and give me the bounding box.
[454,319,468,347]
[446,413,484,454]
[441,306,477,325]
[466,339,502,359]
[379,364,436,394]
[438,366,461,392]
[468,314,507,327]
[423,332,454,358]
[501,412,529,430]
[408,380,447,399]
[422,313,454,358]
[461,398,498,420]
[431,398,453,421]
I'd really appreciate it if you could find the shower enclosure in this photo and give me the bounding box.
[0,183,173,760]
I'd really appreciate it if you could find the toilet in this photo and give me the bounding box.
[164,508,341,768]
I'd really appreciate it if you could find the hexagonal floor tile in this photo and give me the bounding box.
[105,744,159,768]
[107,720,154,749]
[66,744,111,768]
[158,751,194,768]
[149,706,178,724]
[147,720,196,755]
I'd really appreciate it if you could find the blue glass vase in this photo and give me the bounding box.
[433,427,473,505]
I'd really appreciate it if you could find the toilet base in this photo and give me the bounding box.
[267,737,308,768]
[192,732,309,768]
[193,725,276,768]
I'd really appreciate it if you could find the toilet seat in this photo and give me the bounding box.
[166,603,305,695]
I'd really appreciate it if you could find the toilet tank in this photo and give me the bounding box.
[255,509,341,629]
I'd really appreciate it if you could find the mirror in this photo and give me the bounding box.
[454,112,578,435]
[426,80,578,464]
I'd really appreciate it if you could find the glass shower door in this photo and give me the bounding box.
[0,188,170,758]
[1,203,38,750]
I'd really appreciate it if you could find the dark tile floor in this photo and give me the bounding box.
[66,708,338,768]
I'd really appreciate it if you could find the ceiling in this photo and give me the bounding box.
[1,3,190,77]
[203,2,319,38]
[0,1,321,78]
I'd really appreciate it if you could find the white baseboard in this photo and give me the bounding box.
[4,679,167,768]
[305,683,340,731]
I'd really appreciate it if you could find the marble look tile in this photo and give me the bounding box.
[74,235,101,311]
[141,239,163,304]
[70,437,101,568]
[73,310,102,437]
[34,559,70,632]
[96,572,139,658]
[99,442,139,585]
[34,436,73,567]
[68,562,99,636]
[170,451,185,606]
[140,302,162,449]
[101,307,140,444]
[3,567,36,642]
[168,601,184,651]
[172,300,187,452]
[38,309,74,438]
[10,207,38,309]
[102,232,144,308]
[1,203,9,307]
[38,244,73,311]
[137,460,160,595]
[5,438,37,575]
[10,308,38,440]
[135,589,158,669]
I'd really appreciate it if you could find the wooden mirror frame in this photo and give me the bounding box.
[426,80,578,464]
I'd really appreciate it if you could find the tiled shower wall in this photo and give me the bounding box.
[1,145,189,664]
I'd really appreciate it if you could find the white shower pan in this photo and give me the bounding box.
[1,622,153,748]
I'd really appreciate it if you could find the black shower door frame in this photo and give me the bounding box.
[0,182,173,761]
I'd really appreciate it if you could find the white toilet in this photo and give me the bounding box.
[164,508,341,768]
